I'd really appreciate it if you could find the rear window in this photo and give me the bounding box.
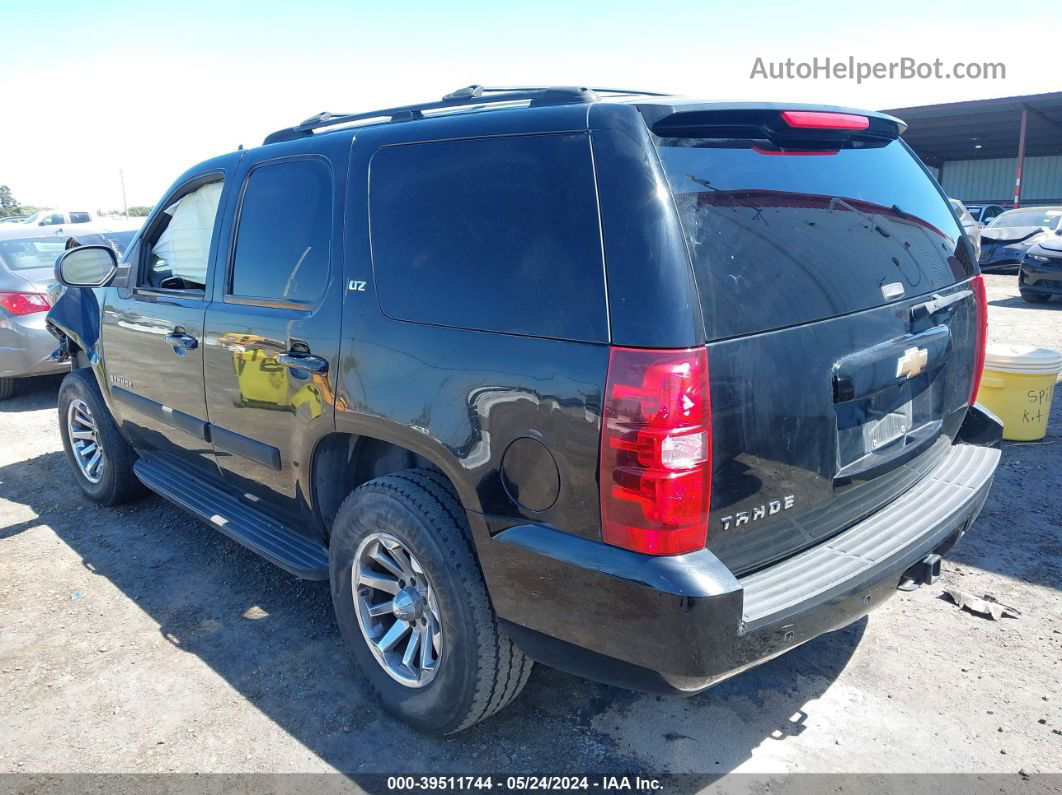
[370,134,607,342]
[655,137,972,340]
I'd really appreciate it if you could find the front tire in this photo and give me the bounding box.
[329,468,532,734]
[1020,290,1051,304]
[0,377,15,401]
[57,369,146,505]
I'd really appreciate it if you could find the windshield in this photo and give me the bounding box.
[655,137,971,340]
[987,208,1062,230]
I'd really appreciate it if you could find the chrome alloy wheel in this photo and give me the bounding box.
[67,398,105,484]
[352,532,442,687]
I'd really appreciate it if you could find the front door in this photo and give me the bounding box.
[203,147,345,529]
[101,171,232,476]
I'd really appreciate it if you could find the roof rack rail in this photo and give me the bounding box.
[262,85,667,145]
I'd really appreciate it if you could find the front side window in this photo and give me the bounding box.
[145,180,224,290]
[229,159,333,304]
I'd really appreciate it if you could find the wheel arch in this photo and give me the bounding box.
[310,423,481,540]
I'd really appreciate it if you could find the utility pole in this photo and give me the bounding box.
[1013,106,1028,209]
[119,168,129,218]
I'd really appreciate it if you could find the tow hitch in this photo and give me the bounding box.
[898,553,943,591]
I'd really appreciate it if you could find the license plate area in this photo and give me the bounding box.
[862,400,913,451]
[835,378,939,476]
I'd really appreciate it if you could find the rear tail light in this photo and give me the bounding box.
[599,347,711,556]
[969,275,988,405]
[781,110,870,131]
[0,292,51,316]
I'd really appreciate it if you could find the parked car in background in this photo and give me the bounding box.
[950,199,981,259]
[47,87,999,734]
[0,221,140,399]
[18,209,97,226]
[978,206,1062,273]
[965,204,1006,228]
[1019,235,1062,303]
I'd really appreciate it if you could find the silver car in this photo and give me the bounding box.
[950,198,981,260]
[0,222,139,399]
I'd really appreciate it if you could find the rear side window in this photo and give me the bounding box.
[69,212,91,223]
[370,134,607,342]
[230,159,333,304]
[655,137,972,340]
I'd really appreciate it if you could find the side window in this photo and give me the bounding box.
[69,212,91,223]
[229,159,332,304]
[41,213,64,226]
[143,180,223,291]
[369,134,607,342]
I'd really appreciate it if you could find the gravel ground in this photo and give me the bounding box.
[0,274,1059,782]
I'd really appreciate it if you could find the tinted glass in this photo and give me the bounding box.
[230,159,332,303]
[69,212,91,223]
[370,134,607,342]
[655,137,971,340]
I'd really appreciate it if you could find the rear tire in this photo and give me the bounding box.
[57,369,146,506]
[329,468,532,734]
[1020,290,1051,304]
[0,377,14,401]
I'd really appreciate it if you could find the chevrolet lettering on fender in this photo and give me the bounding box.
[45,85,1001,734]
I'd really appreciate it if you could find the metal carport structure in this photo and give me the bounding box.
[882,92,1062,207]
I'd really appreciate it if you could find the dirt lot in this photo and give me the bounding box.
[0,274,1060,782]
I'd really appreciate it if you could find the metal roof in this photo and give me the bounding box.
[882,92,1062,166]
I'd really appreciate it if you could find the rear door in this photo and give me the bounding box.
[650,109,982,574]
[100,173,230,477]
[202,142,346,531]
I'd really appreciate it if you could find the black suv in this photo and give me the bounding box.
[47,86,1001,734]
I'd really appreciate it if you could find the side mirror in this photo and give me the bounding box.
[55,244,118,287]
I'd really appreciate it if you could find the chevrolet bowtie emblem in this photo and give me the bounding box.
[896,346,929,379]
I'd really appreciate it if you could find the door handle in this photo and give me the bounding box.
[277,351,328,375]
[164,331,198,350]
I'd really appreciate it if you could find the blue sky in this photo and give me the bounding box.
[1,0,1056,209]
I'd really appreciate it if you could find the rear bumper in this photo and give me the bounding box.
[0,311,69,379]
[478,437,1000,694]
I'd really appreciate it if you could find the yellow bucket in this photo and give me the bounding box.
[977,343,1062,441]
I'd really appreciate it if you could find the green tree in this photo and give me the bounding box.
[127,205,152,217]
[0,185,19,217]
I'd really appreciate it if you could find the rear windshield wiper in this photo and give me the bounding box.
[910,289,973,322]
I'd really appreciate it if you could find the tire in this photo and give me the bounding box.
[57,369,146,506]
[0,377,14,401]
[329,468,532,734]
[1020,290,1051,304]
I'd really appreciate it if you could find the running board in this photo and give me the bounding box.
[133,455,329,580]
